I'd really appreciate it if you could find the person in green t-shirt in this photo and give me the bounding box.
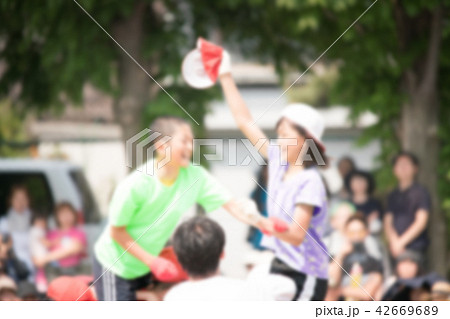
[92,116,275,301]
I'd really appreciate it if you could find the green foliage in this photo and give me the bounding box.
[1,0,449,247]
[0,0,212,113]
[194,0,450,251]
[0,1,117,109]
[144,84,221,138]
[287,65,339,106]
[0,99,30,157]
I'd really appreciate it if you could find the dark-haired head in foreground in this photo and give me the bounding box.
[173,216,225,279]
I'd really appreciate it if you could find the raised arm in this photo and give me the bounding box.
[219,74,269,158]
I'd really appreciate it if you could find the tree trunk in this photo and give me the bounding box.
[401,88,447,276]
[112,1,152,142]
[399,5,447,275]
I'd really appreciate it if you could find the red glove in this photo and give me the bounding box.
[269,217,289,233]
[149,257,180,282]
[198,38,223,82]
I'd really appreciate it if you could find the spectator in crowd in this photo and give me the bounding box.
[29,213,49,293]
[395,251,422,280]
[324,202,381,260]
[35,202,87,281]
[165,216,295,301]
[382,250,423,298]
[384,152,430,264]
[324,201,356,257]
[382,272,447,301]
[17,281,40,301]
[0,274,20,301]
[0,185,33,273]
[327,214,383,301]
[336,157,356,200]
[0,233,30,284]
[431,281,450,301]
[165,216,251,300]
[346,170,383,235]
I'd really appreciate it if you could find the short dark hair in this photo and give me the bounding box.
[149,116,191,146]
[338,156,356,170]
[345,212,368,229]
[392,151,420,167]
[172,216,225,278]
[345,170,376,195]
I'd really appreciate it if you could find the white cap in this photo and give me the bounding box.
[279,103,326,151]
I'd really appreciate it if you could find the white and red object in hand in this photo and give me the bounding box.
[182,38,231,89]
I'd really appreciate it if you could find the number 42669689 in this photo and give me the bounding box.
[376,306,438,316]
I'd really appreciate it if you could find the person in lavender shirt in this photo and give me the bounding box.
[218,59,329,300]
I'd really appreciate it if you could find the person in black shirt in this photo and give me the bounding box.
[384,152,430,262]
[345,170,383,235]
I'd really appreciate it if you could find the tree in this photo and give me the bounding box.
[198,0,449,275]
[0,99,31,157]
[1,0,449,274]
[0,0,214,144]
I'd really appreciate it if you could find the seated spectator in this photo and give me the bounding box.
[0,233,30,283]
[35,202,87,281]
[324,202,381,260]
[395,250,422,280]
[345,170,383,235]
[0,185,33,273]
[382,272,445,301]
[382,250,421,294]
[0,274,20,301]
[29,213,49,292]
[165,216,294,301]
[382,250,423,296]
[431,281,450,301]
[327,214,383,301]
[47,275,96,301]
[384,152,430,264]
[324,201,356,257]
[17,281,40,301]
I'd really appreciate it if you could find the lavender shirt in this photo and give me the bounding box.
[261,144,329,279]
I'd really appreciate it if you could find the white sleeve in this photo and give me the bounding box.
[0,217,8,234]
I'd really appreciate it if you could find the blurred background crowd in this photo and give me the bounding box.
[0,0,449,301]
[0,151,449,301]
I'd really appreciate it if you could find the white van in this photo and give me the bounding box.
[0,159,104,260]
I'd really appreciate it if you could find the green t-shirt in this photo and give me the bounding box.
[94,162,231,279]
